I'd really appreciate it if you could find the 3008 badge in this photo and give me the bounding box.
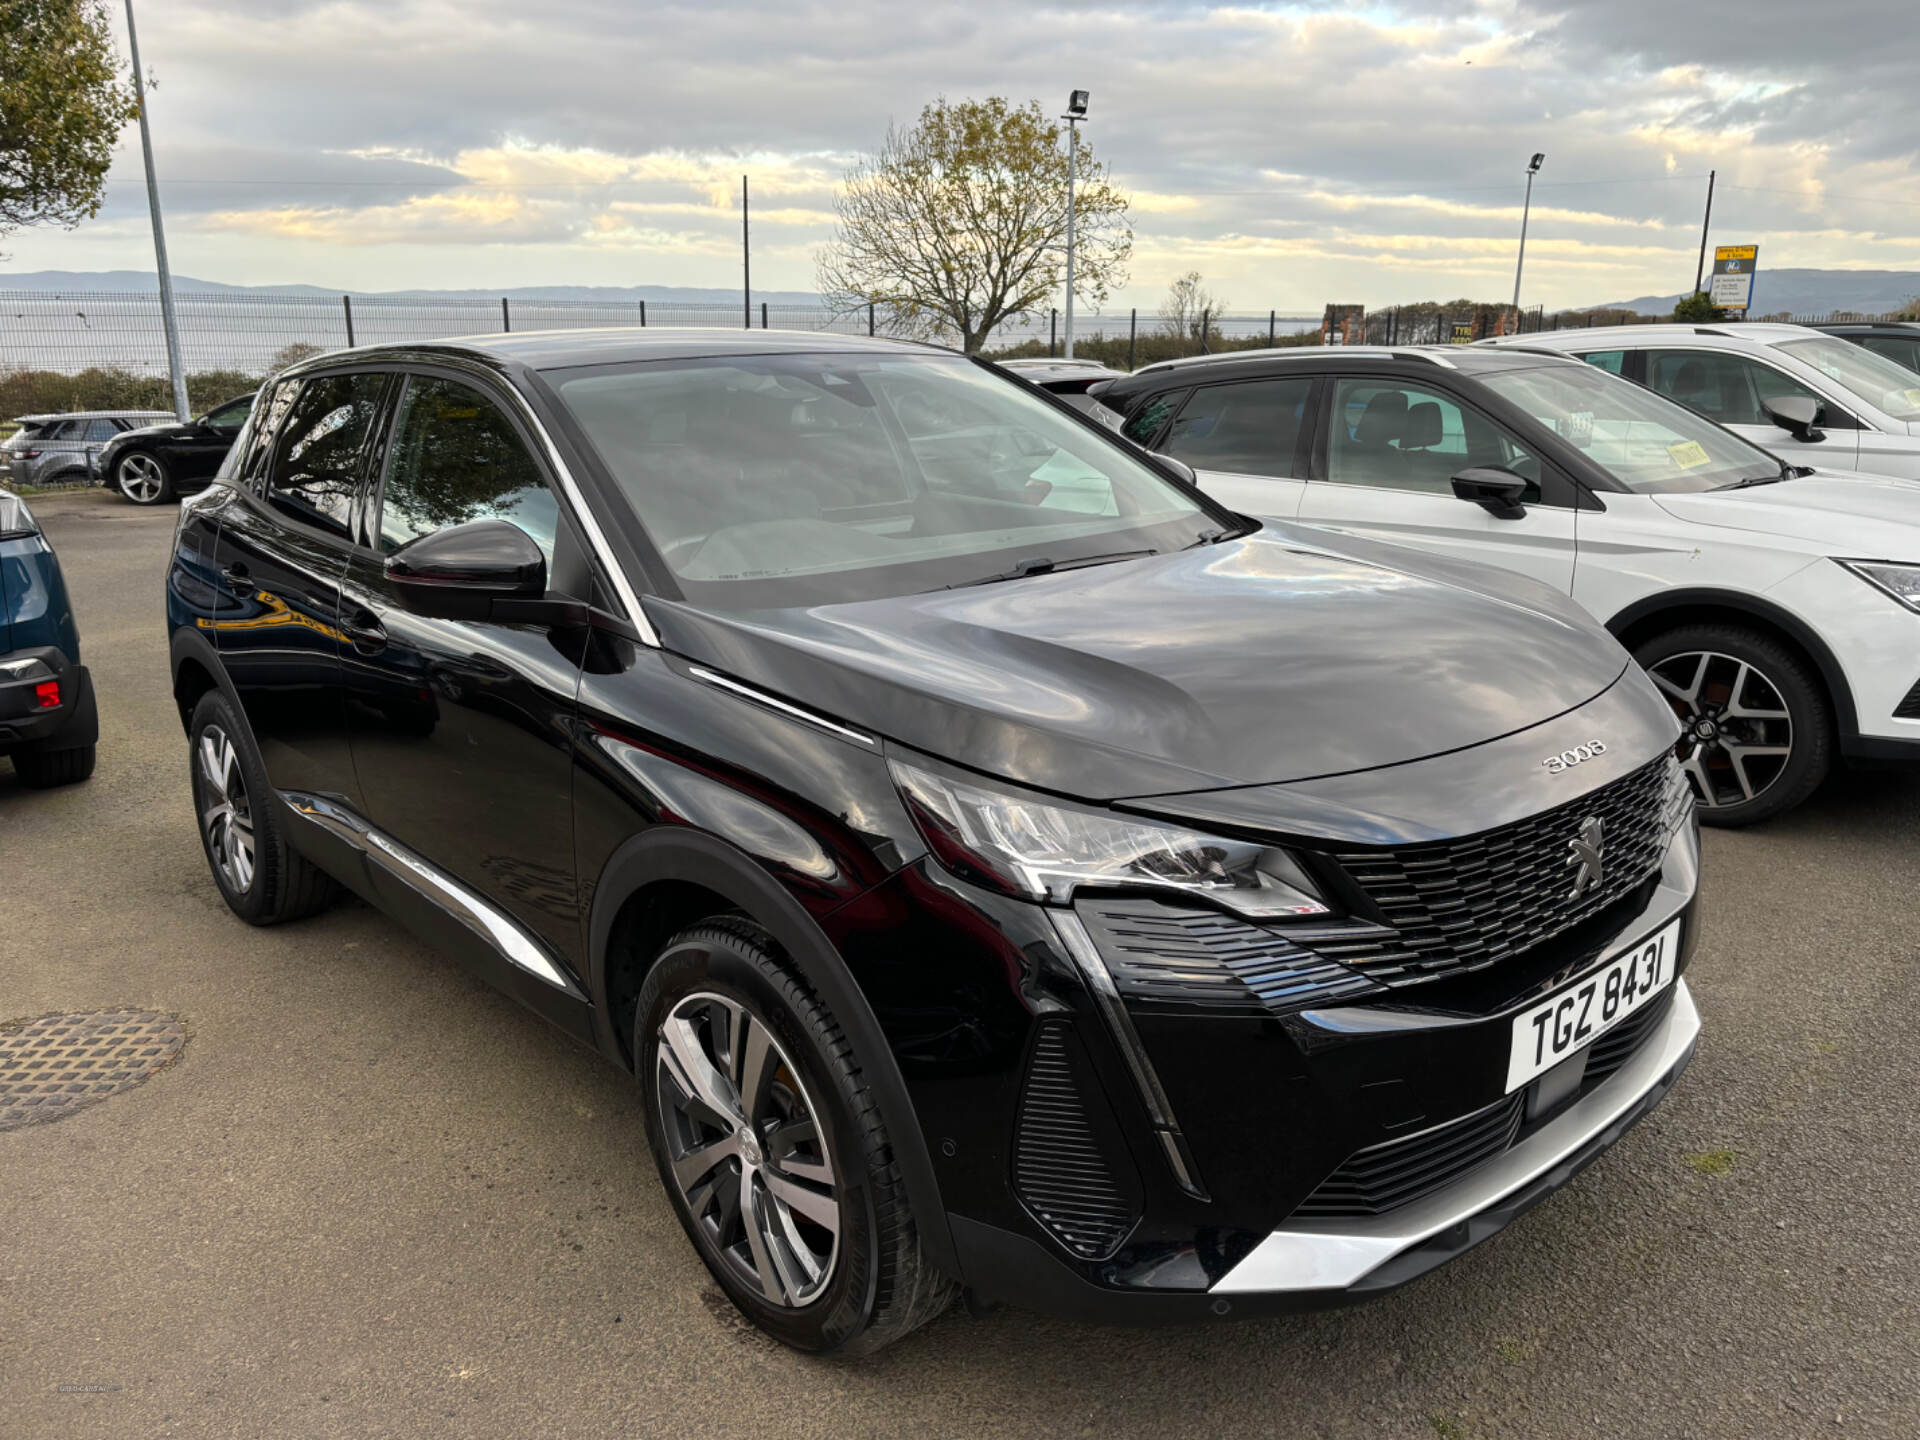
[1542,739,1607,774]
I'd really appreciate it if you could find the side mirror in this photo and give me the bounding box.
[1763,395,1825,443]
[386,519,547,622]
[1451,467,1530,520]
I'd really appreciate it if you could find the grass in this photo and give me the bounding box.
[1687,1147,1738,1177]
[1430,1416,1469,1439]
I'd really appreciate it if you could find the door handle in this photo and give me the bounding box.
[344,610,387,654]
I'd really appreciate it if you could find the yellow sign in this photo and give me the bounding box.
[1714,245,1758,261]
[1667,440,1712,471]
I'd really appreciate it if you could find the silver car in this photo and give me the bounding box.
[1,411,176,486]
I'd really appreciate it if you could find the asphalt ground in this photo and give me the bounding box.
[3,487,1918,1440]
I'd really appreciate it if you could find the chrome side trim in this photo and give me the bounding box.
[686,665,879,748]
[1052,911,1211,1201]
[494,382,658,649]
[282,791,584,1000]
[1212,980,1700,1294]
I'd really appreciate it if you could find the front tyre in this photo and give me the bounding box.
[1636,623,1831,827]
[11,743,95,788]
[115,451,173,505]
[187,689,337,923]
[636,919,955,1355]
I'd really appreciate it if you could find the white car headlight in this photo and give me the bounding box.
[890,760,1330,918]
[1839,560,1920,613]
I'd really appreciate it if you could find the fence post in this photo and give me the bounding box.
[1199,307,1209,354]
[868,302,876,336]
[1127,308,1136,370]
[761,301,768,330]
[1049,309,1057,357]
[501,297,511,333]
[639,299,646,327]
[1268,309,1276,346]
[342,295,355,347]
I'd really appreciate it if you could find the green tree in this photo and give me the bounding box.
[0,1,137,249]
[817,96,1132,354]
[1672,291,1727,323]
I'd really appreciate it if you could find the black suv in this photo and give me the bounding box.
[166,330,1700,1353]
[1810,320,1920,376]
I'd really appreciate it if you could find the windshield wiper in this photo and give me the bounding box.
[947,548,1158,589]
[1721,458,1804,490]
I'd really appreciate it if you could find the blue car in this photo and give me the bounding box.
[1,488,97,786]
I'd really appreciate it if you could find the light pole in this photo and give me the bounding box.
[1062,89,1088,359]
[124,0,189,420]
[1511,151,1545,315]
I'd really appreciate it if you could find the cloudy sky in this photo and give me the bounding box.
[8,0,1918,312]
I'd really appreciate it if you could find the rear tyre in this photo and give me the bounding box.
[1635,623,1830,827]
[115,451,173,505]
[187,689,336,923]
[11,744,96,788]
[636,917,955,1355]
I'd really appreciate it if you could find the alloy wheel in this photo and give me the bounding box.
[117,453,165,503]
[654,991,840,1308]
[1648,650,1793,810]
[197,725,256,892]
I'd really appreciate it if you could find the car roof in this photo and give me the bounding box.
[1812,320,1920,334]
[1481,322,1829,350]
[10,410,175,424]
[309,327,951,374]
[1118,343,1579,386]
[1000,357,1115,372]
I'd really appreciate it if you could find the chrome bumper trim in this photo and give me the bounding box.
[1212,978,1700,1295]
[282,790,583,1000]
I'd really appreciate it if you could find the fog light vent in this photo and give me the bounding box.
[1895,677,1920,720]
[1012,1023,1138,1260]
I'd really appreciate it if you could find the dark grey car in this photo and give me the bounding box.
[2,411,175,487]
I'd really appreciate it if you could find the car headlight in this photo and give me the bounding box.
[890,760,1330,918]
[1840,560,1920,613]
[0,656,55,682]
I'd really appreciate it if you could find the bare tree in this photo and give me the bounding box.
[817,96,1131,354]
[1158,272,1229,346]
[266,341,325,376]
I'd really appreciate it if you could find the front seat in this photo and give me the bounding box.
[1352,390,1409,450]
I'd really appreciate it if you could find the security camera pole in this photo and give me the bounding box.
[124,0,190,421]
[1062,90,1089,358]
[1511,151,1545,315]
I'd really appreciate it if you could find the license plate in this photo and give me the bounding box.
[1505,918,1679,1092]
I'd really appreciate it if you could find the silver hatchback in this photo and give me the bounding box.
[1,411,176,487]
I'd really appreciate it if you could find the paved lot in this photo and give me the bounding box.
[4,488,1918,1440]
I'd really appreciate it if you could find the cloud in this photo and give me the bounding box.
[2,0,1910,309]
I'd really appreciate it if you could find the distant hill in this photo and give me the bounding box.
[1599,268,1920,318]
[0,270,826,306]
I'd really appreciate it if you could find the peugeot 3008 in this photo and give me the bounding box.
[165,330,1701,1354]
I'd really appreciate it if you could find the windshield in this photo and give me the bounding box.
[550,353,1222,609]
[1480,362,1782,492]
[1772,336,1920,422]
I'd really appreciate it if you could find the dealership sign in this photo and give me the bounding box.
[1710,245,1759,313]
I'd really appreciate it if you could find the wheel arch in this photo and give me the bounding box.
[1604,588,1858,742]
[169,625,236,736]
[588,827,958,1279]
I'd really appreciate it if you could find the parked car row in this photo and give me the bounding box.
[1,394,255,505]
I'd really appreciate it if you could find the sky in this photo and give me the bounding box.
[6,0,1918,313]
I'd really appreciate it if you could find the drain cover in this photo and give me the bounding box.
[0,1010,185,1132]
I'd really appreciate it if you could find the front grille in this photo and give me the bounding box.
[1317,755,1688,985]
[1295,1093,1525,1217]
[1895,677,1920,720]
[1012,1024,1137,1259]
[1076,901,1384,1014]
[1294,981,1678,1219]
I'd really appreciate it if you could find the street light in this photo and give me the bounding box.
[1062,90,1089,358]
[1511,151,1545,314]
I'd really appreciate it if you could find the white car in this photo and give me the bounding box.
[1482,323,1920,479]
[1095,344,1920,823]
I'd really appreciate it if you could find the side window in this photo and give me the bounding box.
[242,381,300,487]
[1325,378,1542,499]
[1645,350,1843,429]
[50,420,81,440]
[1162,377,1314,477]
[1123,390,1186,446]
[204,396,253,435]
[263,373,388,539]
[1862,335,1920,374]
[82,419,119,442]
[377,376,559,562]
[1578,350,1626,375]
